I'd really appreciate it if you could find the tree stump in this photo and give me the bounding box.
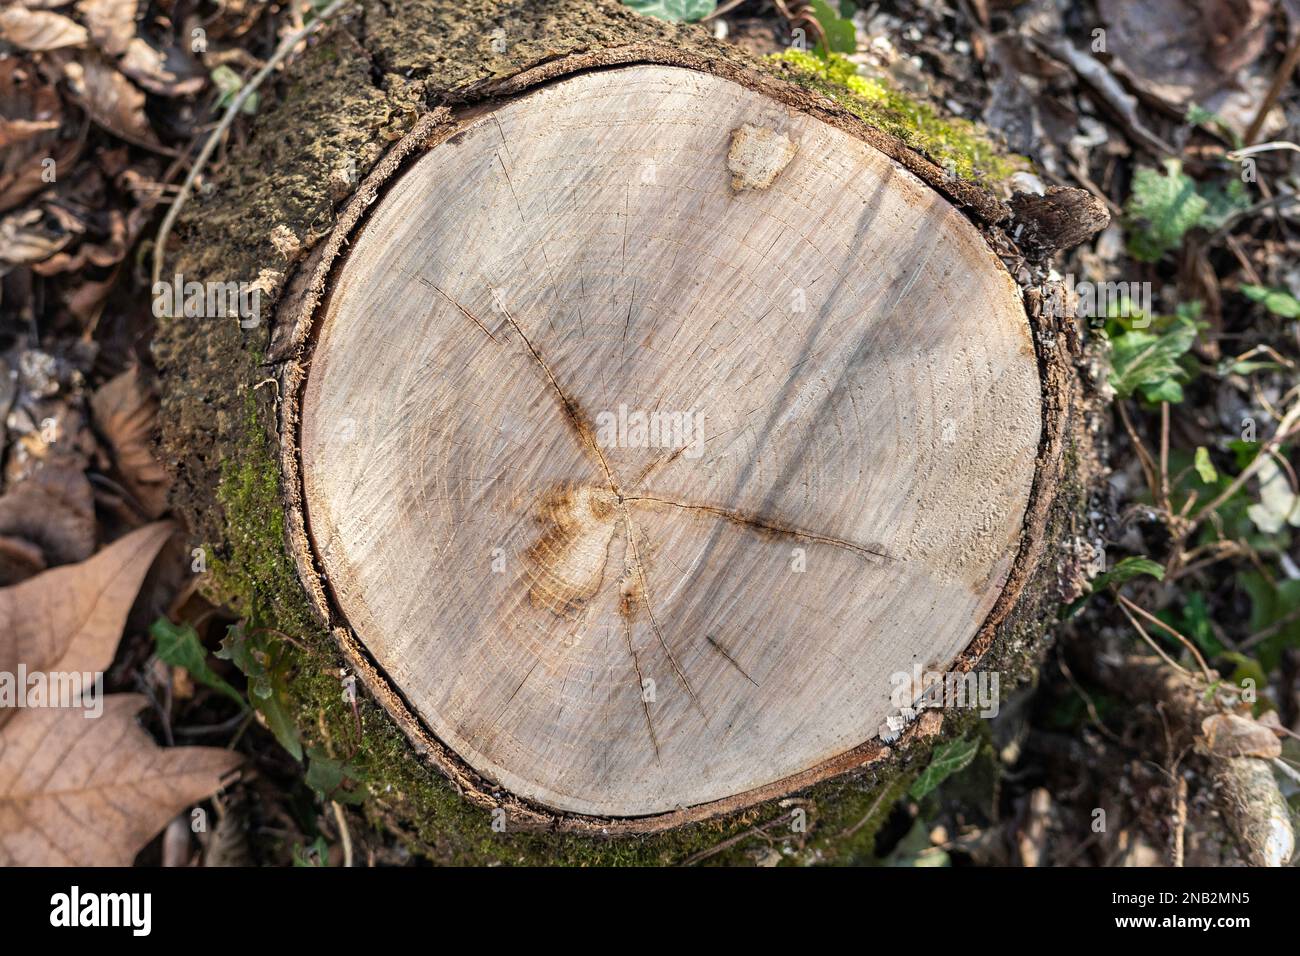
[155,0,1107,860]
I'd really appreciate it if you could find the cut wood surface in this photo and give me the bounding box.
[297,65,1041,818]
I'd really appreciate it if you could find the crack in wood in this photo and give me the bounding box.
[623,494,890,563]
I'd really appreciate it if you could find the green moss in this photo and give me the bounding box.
[771,50,1026,188]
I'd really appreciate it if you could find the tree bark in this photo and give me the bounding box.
[153,0,1109,863]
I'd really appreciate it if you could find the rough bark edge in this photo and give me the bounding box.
[271,50,1075,836]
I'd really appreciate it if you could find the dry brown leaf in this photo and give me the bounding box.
[119,37,205,96]
[0,116,59,149]
[0,207,72,270]
[61,53,160,147]
[0,536,45,584]
[75,0,136,57]
[0,521,237,865]
[0,521,171,730]
[0,7,88,51]
[0,694,241,865]
[1098,0,1281,138]
[1203,0,1273,74]
[0,465,95,583]
[1201,713,1283,759]
[90,366,171,518]
[0,59,73,214]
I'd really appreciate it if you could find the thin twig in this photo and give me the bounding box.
[1116,400,1163,510]
[1117,594,1213,683]
[151,0,353,286]
[1118,600,1193,679]
[331,801,354,868]
[1243,31,1300,146]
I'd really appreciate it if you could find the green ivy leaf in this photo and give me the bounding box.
[292,836,330,867]
[1178,591,1222,656]
[1238,572,1300,672]
[151,618,247,708]
[622,0,717,22]
[909,736,980,799]
[1095,556,1166,590]
[1063,556,1165,618]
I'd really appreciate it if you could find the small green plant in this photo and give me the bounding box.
[304,746,367,805]
[1108,305,1204,403]
[210,65,260,115]
[216,623,302,760]
[1125,160,1248,262]
[151,618,247,709]
[1241,284,1300,319]
[909,735,980,800]
[807,0,856,54]
[1063,556,1165,618]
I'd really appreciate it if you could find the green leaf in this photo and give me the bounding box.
[622,0,716,22]
[1185,103,1243,149]
[1241,284,1300,319]
[1238,571,1300,672]
[909,736,980,799]
[209,65,259,115]
[292,836,330,867]
[216,624,302,760]
[1094,556,1166,591]
[1064,556,1165,618]
[151,618,246,708]
[1108,314,1202,403]
[808,0,857,54]
[304,746,367,805]
[1198,176,1250,229]
[1125,160,1208,262]
[1178,591,1222,656]
[1194,446,1218,484]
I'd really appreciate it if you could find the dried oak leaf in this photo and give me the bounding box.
[1200,713,1283,759]
[91,366,171,519]
[0,522,238,865]
[0,7,88,51]
[0,537,45,584]
[0,524,172,728]
[0,695,241,865]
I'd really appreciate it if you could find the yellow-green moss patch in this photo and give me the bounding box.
[772,50,1026,188]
